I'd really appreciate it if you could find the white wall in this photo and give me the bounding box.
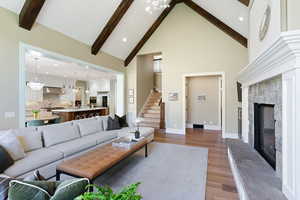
[126,4,248,134]
[186,76,220,127]
[248,0,281,62]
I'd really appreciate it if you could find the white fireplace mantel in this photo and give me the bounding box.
[237,30,300,200]
[238,30,300,86]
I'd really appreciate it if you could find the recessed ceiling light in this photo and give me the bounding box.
[122,37,128,42]
[46,72,49,74]
[86,66,89,69]
[238,16,244,22]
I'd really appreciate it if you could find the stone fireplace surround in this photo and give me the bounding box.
[237,30,300,200]
[248,75,282,178]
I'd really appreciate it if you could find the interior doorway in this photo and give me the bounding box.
[183,72,225,137]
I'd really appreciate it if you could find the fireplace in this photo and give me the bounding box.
[254,103,276,169]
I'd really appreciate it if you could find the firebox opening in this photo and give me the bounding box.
[254,103,276,170]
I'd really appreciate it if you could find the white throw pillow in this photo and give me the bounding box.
[39,122,80,147]
[76,118,102,136]
[0,130,26,161]
[12,127,43,152]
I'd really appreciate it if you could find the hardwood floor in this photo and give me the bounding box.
[154,128,239,200]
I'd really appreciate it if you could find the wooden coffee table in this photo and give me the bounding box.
[56,138,148,184]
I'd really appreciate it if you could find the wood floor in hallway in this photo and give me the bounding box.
[154,128,239,200]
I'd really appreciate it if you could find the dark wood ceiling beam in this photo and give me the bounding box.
[92,0,134,55]
[125,0,178,66]
[19,0,46,30]
[238,0,250,7]
[184,0,247,47]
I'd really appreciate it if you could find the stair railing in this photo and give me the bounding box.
[159,98,165,129]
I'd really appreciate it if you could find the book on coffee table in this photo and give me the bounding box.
[112,137,145,149]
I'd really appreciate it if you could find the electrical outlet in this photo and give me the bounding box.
[5,112,15,119]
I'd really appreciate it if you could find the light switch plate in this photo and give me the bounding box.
[5,112,15,119]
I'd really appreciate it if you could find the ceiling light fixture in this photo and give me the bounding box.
[238,16,244,22]
[145,0,170,14]
[27,57,44,91]
[122,37,128,42]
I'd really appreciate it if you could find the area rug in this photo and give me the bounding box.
[95,142,208,200]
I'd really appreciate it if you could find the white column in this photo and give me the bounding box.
[242,86,249,143]
[282,68,300,200]
[116,74,125,116]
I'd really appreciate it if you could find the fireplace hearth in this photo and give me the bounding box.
[254,103,276,169]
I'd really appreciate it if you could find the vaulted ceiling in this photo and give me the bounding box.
[0,0,249,65]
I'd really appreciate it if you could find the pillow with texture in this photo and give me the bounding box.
[0,177,12,200]
[8,178,89,200]
[12,127,43,152]
[0,130,26,161]
[0,145,14,173]
[107,116,121,131]
[115,114,129,128]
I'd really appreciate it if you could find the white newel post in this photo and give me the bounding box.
[241,86,249,143]
[282,68,300,200]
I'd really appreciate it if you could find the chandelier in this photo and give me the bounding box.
[145,0,170,14]
[27,57,44,91]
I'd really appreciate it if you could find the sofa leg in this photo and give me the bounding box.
[56,171,61,181]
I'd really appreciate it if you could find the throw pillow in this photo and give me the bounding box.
[0,130,26,161]
[107,116,121,131]
[0,177,12,200]
[0,145,14,173]
[115,114,129,128]
[8,178,89,200]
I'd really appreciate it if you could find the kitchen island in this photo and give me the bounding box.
[52,107,109,122]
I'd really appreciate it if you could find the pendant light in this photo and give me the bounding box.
[27,57,44,91]
[85,70,90,94]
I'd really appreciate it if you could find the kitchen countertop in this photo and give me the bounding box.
[26,114,60,122]
[52,107,108,113]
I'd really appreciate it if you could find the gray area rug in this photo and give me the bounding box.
[94,142,208,200]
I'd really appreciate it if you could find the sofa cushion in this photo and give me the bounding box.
[0,145,14,173]
[39,122,80,148]
[4,148,63,178]
[0,130,26,161]
[97,116,109,131]
[49,137,97,158]
[84,131,118,145]
[75,118,102,136]
[12,127,43,152]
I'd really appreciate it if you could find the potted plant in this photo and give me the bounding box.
[32,109,40,119]
[75,182,142,200]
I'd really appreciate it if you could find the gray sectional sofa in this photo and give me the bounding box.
[1,116,154,179]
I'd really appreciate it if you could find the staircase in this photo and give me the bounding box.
[139,91,162,129]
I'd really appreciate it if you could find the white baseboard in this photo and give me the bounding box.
[185,123,221,131]
[223,132,239,139]
[186,123,193,128]
[166,128,185,135]
[204,125,221,131]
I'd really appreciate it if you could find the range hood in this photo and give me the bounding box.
[43,87,64,95]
